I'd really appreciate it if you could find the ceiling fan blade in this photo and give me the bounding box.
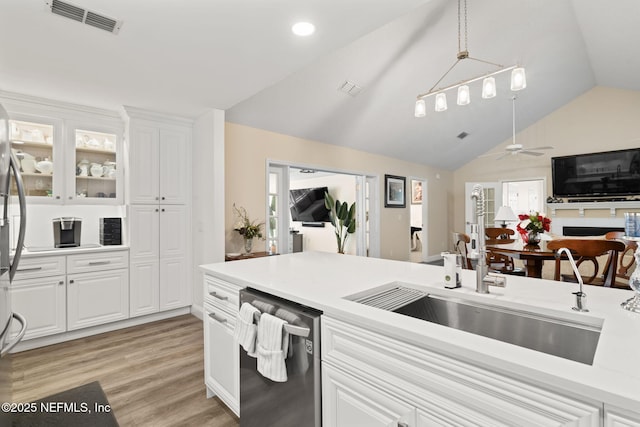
[519,150,544,156]
[526,146,554,150]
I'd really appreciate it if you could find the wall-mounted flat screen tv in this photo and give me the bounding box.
[551,148,640,197]
[289,186,331,222]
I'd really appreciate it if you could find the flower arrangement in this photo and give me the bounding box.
[233,204,264,240]
[516,212,551,243]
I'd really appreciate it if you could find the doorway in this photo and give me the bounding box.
[267,162,379,257]
[409,178,428,263]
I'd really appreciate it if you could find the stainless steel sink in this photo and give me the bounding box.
[351,286,602,365]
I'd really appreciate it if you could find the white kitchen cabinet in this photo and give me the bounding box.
[4,98,124,205]
[203,274,241,416]
[204,302,239,415]
[67,269,129,331]
[323,363,415,427]
[605,406,640,427]
[65,123,123,205]
[127,121,190,205]
[10,276,66,340]
[129,204,189,316]
[322,316,602,427]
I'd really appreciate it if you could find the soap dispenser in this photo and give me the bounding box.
[441,252,462,289]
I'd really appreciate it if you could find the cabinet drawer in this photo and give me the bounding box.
[204,274,240,312]
[13,256,65,281]
[67,250,129,274]
[204,302,236,330]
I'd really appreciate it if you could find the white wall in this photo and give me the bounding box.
[11,204,126,249]
[290,173,357,254]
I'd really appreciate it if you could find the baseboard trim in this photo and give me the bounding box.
[190,304,204,320]
[12,307,192,353]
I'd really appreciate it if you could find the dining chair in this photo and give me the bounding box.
[546,239,626,287]
[452,232,473,270]
[589,231,638,289]
[484,228,524,275]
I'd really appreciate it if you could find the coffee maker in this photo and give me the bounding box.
[53,217,82,248]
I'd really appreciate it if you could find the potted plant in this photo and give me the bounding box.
[233,204,264,253]
[324,192,356,254]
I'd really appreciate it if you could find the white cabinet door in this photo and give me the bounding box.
[129,124,160,204]
[129,259,160,317]
[160,205,187,259]
[67,269,129,331]
[204,303,239,415]
[605,406,640,427]
[323,363,415,427]
[10,276,66,340]
[159,128,189,205]
[129,205,160,261]
[159,257,188,311]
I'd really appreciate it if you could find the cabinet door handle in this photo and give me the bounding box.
[209,291,228,301]
[155,208,159,212]
[161,208,165,212]
[17,266,42,272]
[58,281,64,285]
[69,279,75,284]
[208,312,227,323]
[88,261,111,266]
[156,197,159,200]
[161,196,165,200]
[397,422,409,427]
[55,196,60,199]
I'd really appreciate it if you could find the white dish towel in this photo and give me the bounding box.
[234,302,260,357]
[257,313,289,382]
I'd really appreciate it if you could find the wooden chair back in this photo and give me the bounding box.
[485,227,515,244]
[452,232,473,270]
[546,239,626,287]
[601,231,638,288]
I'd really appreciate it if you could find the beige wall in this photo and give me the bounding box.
[453,86,640,233]
[225,122,453,261]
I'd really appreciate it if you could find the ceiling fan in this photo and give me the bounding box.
[480,96,554,160]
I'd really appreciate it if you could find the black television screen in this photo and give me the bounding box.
[289,186,331,222]
[552,148,640,197]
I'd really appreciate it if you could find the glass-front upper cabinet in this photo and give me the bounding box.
[9,117,64,202]
[69,126,122,204]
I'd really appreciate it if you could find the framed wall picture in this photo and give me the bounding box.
[411,180,423,204]
[384,174,406,208]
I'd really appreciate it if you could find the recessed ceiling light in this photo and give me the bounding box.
[292,22,315,36]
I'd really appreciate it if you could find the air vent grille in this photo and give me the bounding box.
[85,11,117,32]
[51,0,83,22]
[338,80,363,97]
[45,0,122,34]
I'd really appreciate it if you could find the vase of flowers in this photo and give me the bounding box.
[233,204,264,254]
[516,212,551,245]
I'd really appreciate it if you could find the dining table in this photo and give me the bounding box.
[485,240,559,279]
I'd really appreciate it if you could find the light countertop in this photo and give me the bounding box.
[201,251,640,412]
[15,244,129,258]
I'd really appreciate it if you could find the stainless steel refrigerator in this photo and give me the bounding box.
[0,102,28,420]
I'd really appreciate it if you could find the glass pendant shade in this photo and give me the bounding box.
[482,77,496,99]
[414,99,426,117]
[511,68,527,91]
[457,85,470,105]
[435,93,448,112]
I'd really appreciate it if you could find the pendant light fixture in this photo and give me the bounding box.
[414,0,526,117]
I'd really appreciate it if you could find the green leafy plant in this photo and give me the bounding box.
[324,192,356,254]
[233,204,264,240]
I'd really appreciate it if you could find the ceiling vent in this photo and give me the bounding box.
[45,0,122,34]
[338,81,363,97]
[457,132,469,140]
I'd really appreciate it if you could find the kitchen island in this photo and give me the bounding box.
[201,251,640,426]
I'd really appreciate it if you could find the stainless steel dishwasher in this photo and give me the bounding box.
[239,288,322,427]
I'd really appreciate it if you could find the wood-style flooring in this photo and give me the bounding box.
[11,314,239,427]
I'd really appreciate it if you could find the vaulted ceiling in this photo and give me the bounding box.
[1,0,638,170]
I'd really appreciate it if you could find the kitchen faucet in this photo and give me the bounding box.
[469,184,506,294]
[555,248,589,312]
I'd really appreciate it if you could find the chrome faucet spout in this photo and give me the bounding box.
[556,247,589,312]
